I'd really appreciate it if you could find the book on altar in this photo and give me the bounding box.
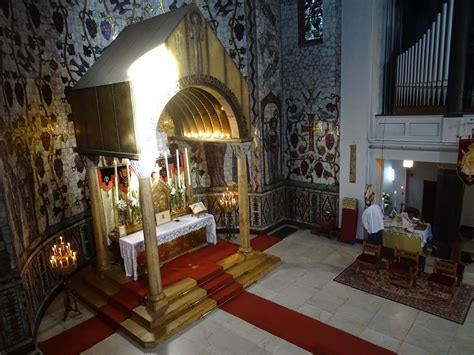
[155,210,171,226]
[189,202,207,216]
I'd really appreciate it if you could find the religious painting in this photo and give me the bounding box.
[261,92,282,186]
[298,0,323,47]
[457,138,474,186]
[204,142,227,187]
[349,144,356,183]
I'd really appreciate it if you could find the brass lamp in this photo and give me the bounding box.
[218,187,237,240]
[49,236,81,321]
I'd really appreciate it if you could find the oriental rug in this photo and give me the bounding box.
[334,262,474,324]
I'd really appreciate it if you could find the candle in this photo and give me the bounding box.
[176,149,181,188]
[60,260,63,268]
[164,151,170,184]
[185,148,191,186]
[114,159,119,202]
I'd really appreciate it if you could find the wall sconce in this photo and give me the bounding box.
[403,160,414,168]
[386,167,395,182]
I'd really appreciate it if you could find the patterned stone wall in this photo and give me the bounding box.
[0,1,259,351]
[280,0,341,187]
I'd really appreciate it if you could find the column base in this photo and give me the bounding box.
[145,293,168,314]
[238,247,254,256]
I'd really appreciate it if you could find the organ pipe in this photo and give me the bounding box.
[395,1,453,108]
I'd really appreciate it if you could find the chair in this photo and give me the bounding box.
[355,241,381,273]
[388,249,419,288]
[428,259,458,301]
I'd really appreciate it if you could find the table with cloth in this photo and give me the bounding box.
[383,217,432,253]
[119,213,217,280]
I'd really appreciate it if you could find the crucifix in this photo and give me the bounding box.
[301,113,321,152]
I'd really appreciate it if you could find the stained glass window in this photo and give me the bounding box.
[298,0,323,46]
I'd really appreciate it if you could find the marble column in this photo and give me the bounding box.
[231,142,253,254]
[132,162,168,313]
[85,160,110,272]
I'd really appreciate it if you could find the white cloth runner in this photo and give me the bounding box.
[119,213,217,280]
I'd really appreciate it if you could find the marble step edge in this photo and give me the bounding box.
[120,298,217,348]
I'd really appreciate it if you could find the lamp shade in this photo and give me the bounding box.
[403,160,414,168]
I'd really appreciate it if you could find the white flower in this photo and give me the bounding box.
[130,197,140,208]
[170,187,176,195]
[116,199,127,211]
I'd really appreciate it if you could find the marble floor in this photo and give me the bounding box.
[33,229,474,355]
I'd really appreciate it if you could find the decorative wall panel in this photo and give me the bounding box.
[281,0,341,187]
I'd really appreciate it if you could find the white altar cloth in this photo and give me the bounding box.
[119,214,216,280]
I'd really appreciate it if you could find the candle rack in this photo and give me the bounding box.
[49,236,81,321]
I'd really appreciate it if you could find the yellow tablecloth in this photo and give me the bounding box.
[383,229,423,253]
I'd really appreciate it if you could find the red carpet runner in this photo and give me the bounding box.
[39,234,393,355]
[221,291,394,355]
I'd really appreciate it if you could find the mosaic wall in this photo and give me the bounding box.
[280,0,341,187]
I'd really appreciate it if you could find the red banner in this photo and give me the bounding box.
[457,138,474,186]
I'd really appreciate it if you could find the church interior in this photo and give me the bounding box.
[1,0,474,354]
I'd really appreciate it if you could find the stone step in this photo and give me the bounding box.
[226,252,268,279]
[131,287,208,329]
[121,298,217,348]
[236,255,281,288]
[83,271,121,299]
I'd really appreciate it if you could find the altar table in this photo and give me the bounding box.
[119,214,217,280]
[382,224,432,253]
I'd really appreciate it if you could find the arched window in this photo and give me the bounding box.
[298,0,323,46]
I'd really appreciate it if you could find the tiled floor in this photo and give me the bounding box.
[33,229,474,354]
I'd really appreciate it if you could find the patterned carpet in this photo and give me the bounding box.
[334,262,474,324]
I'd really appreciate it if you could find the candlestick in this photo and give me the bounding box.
[164,151,170,184]
[114,159,119,202]
[185,148,191,186]
[176,149,181,188]
[49,236,81,321]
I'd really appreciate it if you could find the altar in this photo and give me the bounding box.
[120,214,217,280]
[383,215,432,253]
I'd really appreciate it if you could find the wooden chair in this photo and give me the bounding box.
[428,259,458,301]
[355,241,381,274]
[388,249,419,288]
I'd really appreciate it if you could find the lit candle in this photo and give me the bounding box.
[114,159,119,202]
[185,148,191,186]
[50,259,53,267]
[164,151,170,184]
[176,149,181,188]
[60,236,63,244]
[60,260,63,268]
